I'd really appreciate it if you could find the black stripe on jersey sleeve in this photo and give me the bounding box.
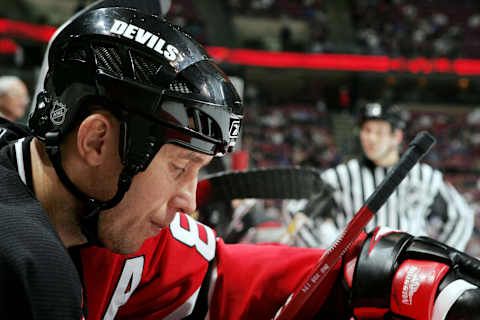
[383,167,391,227]
[359,166,366,213]
[183,259,214,319]
[346,164,355,217]
[371,167,378,227]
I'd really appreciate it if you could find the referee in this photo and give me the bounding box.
[288,102,474,251]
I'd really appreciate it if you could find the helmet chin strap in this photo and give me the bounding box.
[44,132,138,246]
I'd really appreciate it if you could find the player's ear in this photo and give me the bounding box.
[76,112,116,166]
[394,128,403,145]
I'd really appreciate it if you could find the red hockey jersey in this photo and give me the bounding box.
[80,213,330,320]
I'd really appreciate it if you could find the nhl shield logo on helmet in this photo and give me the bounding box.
[49,100,67,126]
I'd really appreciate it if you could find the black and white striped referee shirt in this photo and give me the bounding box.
[287,157,474,251]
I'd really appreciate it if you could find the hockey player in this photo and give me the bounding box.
[1,0,479,319]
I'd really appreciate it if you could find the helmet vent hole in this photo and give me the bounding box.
[131,52,162,85]
[93,45,122,75]
[66,47,88,63]
[169,80,192,94]
[186,108,222,140]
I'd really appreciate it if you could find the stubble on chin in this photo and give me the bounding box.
[107,233,144,255]
[97,217,142,255]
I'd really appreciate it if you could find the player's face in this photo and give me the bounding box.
[98,143,213,254]
[360,120,400,165]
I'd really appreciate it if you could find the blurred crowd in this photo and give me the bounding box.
[166,0,208,44]
[352,0,480,58]
[242,102,341,169]
[226,0,325,18]
[167,0,480,58]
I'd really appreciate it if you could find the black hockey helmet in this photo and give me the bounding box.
[27,0,243,245]
[357,101,405,130]
[29,0,243,166]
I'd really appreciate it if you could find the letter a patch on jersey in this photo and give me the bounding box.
[103,256,145,320]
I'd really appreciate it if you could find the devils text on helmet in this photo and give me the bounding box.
[110,19,179,61]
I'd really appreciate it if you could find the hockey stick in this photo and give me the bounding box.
[196,166,325,209]
[273,131,436,320]
[196,167,327,242]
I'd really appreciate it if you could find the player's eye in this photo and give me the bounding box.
[172,163,186,177]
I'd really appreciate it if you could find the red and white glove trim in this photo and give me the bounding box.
[391,259,450,320]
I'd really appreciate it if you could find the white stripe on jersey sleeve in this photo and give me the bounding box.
[411,164,425,232]
[420,163,434,198]
[387,185,399,230]
[14,138,26,185]
[429,167,444,194]
[164,287,201,320]
[321,167,339,189]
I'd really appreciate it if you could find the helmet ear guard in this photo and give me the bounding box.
[28,92,61,140]
[118,115,164,172]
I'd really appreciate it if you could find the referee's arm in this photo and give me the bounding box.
[427,179,474,251]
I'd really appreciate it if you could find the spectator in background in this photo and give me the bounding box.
[0,76,29,121]
[287,101,474,251]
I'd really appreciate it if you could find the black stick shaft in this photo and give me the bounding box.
[366,131,436,212]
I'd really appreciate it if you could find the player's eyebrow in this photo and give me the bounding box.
[179,151,212,166]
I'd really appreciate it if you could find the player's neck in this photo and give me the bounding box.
[0,110,13,121]
[30,139,88,248]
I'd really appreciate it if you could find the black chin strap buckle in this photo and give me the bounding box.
[44,131,61,157]
[80,199,104,246]
[79,166,136,247]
